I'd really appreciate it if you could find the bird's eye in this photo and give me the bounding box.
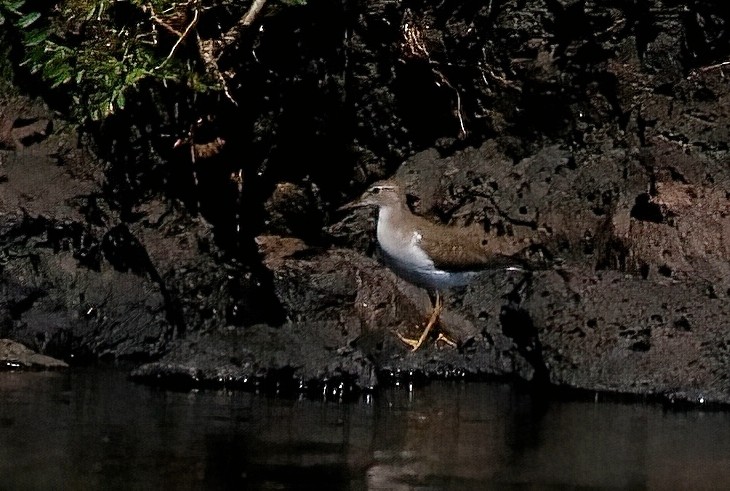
[372,187,381,194]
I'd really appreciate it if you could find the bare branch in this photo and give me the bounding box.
[148,0,269,105]
[699,60,730,72]
[220,0,268,52]
[155,6,200,70]
[145,3,183,37]
[700,61,730,72]
[197,35,238,106]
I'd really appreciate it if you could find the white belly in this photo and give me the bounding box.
[376,207,476,290]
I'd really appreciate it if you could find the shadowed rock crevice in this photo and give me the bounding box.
[630,193,665,223]
[101,224,187,337]
[500,304,549,386]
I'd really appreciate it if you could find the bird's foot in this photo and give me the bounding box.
[395,331,422,351]
[395,331,457,350]
[396,291,447,351]
[435,332,457,348]
[407,315,437,351]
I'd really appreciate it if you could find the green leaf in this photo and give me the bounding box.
[126,66,148,85]
[44,61,72,87]
[84,6,96,21]
[50,72,72,88]
[23,28,49,46]
[17,11,40,28]
[115,91,125,110]
[5,0,25,14]
[0,12,5,25]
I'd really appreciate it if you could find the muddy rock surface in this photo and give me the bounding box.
[2,1,730,404]
[0,98,271,363]
[0,339,67,370]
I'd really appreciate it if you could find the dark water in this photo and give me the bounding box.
[2,370,730,490]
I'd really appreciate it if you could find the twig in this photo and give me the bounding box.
[699,60,730,72]
[243,0,268,26]
[433,69,467,140]
[155,6,199,70]
[197,0,269,106]
[220,0,268,52]
[197,35,239,106]
[146,3,183,37]
[149,0,268,105]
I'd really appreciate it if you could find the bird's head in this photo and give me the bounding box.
[338,180,405,211]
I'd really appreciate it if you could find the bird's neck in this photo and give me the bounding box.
[376,202,420,262]
[377,202,412,232]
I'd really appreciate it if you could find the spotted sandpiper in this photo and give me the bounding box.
[340,180,524,351]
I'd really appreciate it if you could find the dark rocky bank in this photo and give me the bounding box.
[1,0,729,405]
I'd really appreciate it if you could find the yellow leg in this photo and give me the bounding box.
[397,292,444,351]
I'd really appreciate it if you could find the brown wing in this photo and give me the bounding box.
[414,216,515,272]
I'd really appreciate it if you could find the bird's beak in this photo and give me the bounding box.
[337,197,367,212]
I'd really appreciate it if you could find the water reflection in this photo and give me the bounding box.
[1,370,730,489]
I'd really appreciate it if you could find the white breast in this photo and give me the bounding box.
[375,206,478,290]
[376,207,433,270]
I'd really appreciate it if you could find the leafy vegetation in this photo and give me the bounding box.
[1,0,312,122]
[1,0,216,121]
